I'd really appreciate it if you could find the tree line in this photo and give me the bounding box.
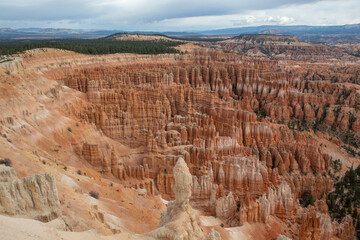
[0,38,182,55]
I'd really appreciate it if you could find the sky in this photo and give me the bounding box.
[0,0,359,31]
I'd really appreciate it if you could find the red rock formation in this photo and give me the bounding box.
[299,200,355,240]
[333,215,355,240]
[38,48,359,239]
[82,143,103,167]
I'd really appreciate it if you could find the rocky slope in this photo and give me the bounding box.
[0,43,359,239]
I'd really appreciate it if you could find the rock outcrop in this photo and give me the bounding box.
[0,165,61,222]
[146,158,204,240]
[82,142,103,167]
[0,165,17,182]
[277,235,292,240]
[215,192,237,226]
[206,228,221,240]
[298,200,355,240]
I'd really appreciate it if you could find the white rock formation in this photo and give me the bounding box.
[146,157,205,240]
[0,165,61,222]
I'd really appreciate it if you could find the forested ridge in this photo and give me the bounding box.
[0,38,182,55]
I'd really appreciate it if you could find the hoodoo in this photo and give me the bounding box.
[0,23,359,240]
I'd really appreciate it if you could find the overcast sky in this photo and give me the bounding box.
[0,0,359,31]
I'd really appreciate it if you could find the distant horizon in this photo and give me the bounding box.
[1,0,359,31]
[2,23,359,33]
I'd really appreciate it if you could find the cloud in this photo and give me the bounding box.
[0,0,324,22]
[136,0,359,31]
[0,0,358,30]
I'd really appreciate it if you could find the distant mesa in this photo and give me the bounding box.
[105,33,182,42]
[230,34,301,43]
